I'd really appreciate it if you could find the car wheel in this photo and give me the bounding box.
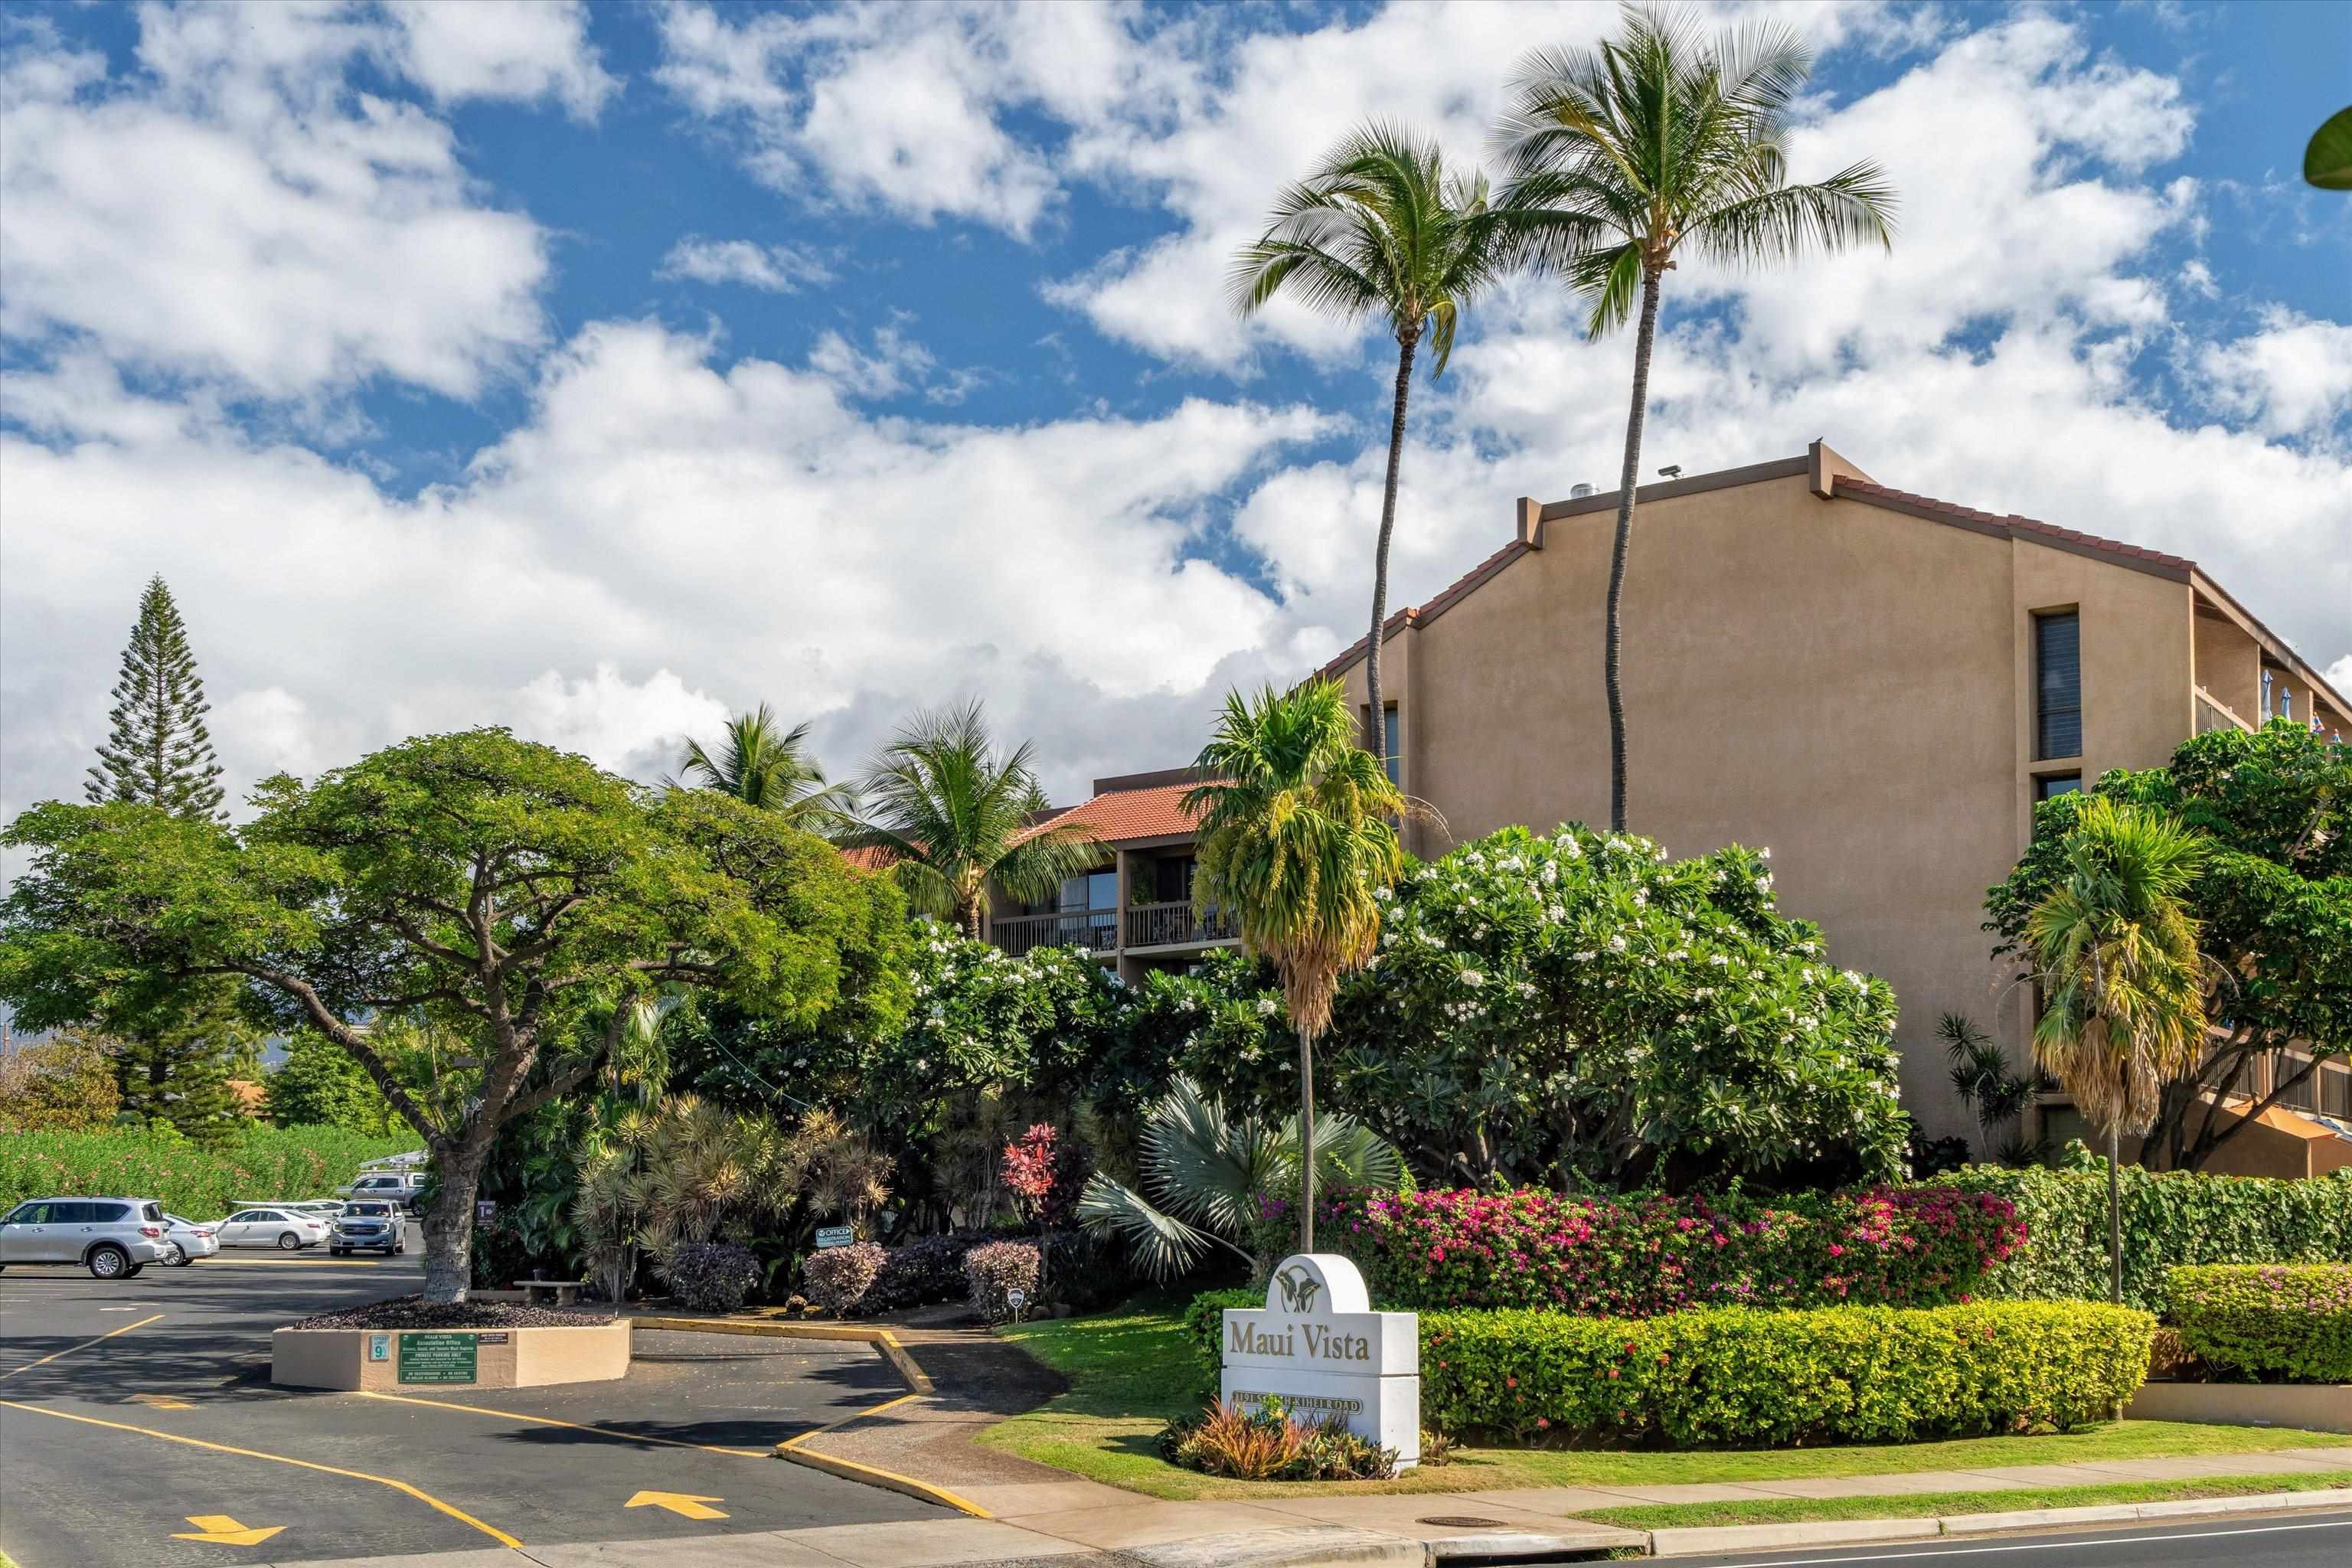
[122,1263,145,1277]
[276,1232,302,1251]
[392,1242,405,1256]
[87,1244,130,1279]
[167,1243,189,1266]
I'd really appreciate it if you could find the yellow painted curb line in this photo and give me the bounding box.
[630,1315,934,1394]
[2,1313,165,1379]
[775,1434,992,1519]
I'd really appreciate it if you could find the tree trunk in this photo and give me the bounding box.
[1364,331,1419,763]
[421,1142,490,1305]
[1298,1034,1316,1255]
[1606,272,1665,833]
[2106,1125,2122,1307]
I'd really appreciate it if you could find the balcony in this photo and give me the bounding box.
[1124,900,1240,950]
[2195,686,2252,735]
[988,909,1119,959]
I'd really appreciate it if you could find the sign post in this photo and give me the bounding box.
[1220,1254,1418,1467]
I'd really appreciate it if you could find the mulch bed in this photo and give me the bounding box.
[289,1295,616,1331]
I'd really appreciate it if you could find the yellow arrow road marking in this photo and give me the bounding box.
[0,1399,521,1547]
[172,1514,286,1547]
[128,1392,194,1410]
[2,1312,164,1378]
[625,1489,727,1520]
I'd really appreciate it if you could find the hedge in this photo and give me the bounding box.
[2167,1263,2352,1384]
[1187,1289,2150,1447]
[0,1123,416,1220]
[1939,1160,2352,1314]
[1294,1185,2023,1316]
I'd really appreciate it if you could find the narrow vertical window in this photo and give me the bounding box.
[1383,705,1400,786]
[2034,611,2081,759]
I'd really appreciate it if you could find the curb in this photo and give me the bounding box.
[627,1314,934,1393]
[1645,1486,2352,1557]
[772,1432,995,1519]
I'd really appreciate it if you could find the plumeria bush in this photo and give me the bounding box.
[2167,1264,2352,1383]
[1298,1184,2024,1315]
[1317,826,1910,1189]
[1186,1290,2149,1446]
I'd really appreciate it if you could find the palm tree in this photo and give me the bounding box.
[850,699,1105,939]
[1183,679,1410,1252]
[2024,796,2210,1305]
[1497,6,1897,831]
[675,704,858,834]
[1940,1011,2042,1165]
[1078,1076,1403,1280]
[1230,123,1540,771]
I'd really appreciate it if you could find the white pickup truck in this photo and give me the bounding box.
[336,1170,426,1209]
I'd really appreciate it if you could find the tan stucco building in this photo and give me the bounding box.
[1321,441,2351,1162]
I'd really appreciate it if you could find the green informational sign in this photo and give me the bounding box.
[397,1332,479,1384]
[815,1226,854,1249]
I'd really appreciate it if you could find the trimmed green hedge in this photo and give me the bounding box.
[1187,1289,2150,1447]
[2168,1264,2352,1384]
[0,1123,416,1220]
[1937,1161,2352,1314]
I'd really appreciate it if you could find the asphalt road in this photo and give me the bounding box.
[0,1253,935,1567]
[1665,1511,2352,1566]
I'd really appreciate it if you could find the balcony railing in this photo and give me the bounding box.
[2195,687,2252,735]
[1124,900,1240,949]
[988,909,1119,959]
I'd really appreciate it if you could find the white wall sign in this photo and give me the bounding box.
[1220,1253,1419,1468]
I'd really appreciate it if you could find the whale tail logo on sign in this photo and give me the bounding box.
[1221,1253,1419,1468]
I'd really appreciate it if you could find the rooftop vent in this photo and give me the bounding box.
[1570,482,1596,498]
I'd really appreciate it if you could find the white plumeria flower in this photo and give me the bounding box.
[1256,997,1279,1018]
[1608,935,1628,952]
[1460,969,1485,988]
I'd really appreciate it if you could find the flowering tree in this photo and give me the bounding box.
[1321,825,1910,1191]
[1001,1123,1060,1227]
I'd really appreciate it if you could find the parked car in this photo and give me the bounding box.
[214,1207,330,1250]
[329,1201,406,1257]
[0,1197,172,1279]
[286,1200,348,1225]
[159,1214,220,1266]
[338,1170,427,1210]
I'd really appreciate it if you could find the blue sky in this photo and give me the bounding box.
[2,1,2347,825]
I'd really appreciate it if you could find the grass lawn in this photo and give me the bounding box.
[1580,1469,2352,1530]
[981,1293,2352,1503]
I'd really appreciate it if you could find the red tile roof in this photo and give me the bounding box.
[839,844,900,873]
[1031,781,1202,845]
[1318,540,1533,679]
[1831,477,2196,578]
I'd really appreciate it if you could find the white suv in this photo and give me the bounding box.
[0,1197,172,1279]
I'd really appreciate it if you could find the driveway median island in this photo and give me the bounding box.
[271,1293,631,1390]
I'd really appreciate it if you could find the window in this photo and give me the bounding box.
[1382,705,1400,786]
[2035,611,2081,759]
[2036,773,2082,801]
[90,1203,128,1222]
[142,1203,163,1222]
[48,1203,93,1223]
[1153,855,1197,904]
[4,1204,46,1224]
[1059,870,1116,912]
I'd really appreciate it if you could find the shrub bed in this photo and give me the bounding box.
[802,1241,886,1315]
[0,1122,416,1219]
[965,1240,1042,1325]
[1295,1184,2023,1316]
[1186,1291,2149,1447]
[666,1241,761,1314]
[1940,1161,2352,1315]
[2167,1263,2352,1384]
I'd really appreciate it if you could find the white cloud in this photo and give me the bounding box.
[0,322,1334,828]
[806,325,936,399]
[0,2,554,403]
[2196,308,2352,443]
[657,236,837,292]
[381,0,617,121]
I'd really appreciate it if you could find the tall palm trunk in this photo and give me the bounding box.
[2107,1125,2123,1306]
[1605,271,1663,832]
[1364,330,1419,764]
[1298,1031,1317,1254]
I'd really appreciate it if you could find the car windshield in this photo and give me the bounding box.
[345,1204,390,1216]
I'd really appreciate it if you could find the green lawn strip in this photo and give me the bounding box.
[1579,1470,2352,1531]
[984,1295,2352,1504]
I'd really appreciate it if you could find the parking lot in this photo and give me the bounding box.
[0,1253,937,1566]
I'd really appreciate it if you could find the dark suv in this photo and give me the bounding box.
[329,1201,406,1257]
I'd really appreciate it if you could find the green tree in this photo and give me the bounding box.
[675,703,858,834]
[0,1031,122,1132]
[1232,124,1540,767]
[1988,721,2351,1170]
[2023,795,2210,1305]
[108,1007,257,1148]
[86,575,227,821]
[266,1031,396,1134]
[1183,679,1407,1252]
[0,729,910,1302]
[1941,1012,2042,1167]
[848,700,1105,939]
[1498,7,1896,830]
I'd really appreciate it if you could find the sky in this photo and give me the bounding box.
[3,0,2348,839]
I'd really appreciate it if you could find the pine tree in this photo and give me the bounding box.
[109,1004,256,1148]
[87,575,227,820]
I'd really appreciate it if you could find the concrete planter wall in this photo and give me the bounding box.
[271,1319,631,1391]
[2127,1380,2352,1434]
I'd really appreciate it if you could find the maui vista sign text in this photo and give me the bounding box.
[1219,1253,1421,1467]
